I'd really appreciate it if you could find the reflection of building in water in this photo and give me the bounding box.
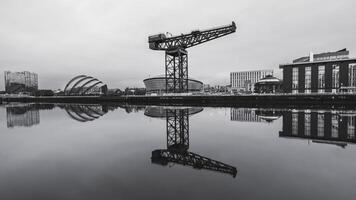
[280,110,356,148]
[146,107,237,177]
[63,104,110,122]
[230,108,281,123]
[144,106,203,118]
[118,105,146,113]
[6,104,40,128]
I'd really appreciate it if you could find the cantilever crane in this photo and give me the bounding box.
[148,21,237,93]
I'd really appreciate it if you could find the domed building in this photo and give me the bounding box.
[254,75,283,94]
[143,75,203,95]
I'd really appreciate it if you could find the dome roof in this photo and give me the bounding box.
[143,75,202,84]
[256,75,282,84]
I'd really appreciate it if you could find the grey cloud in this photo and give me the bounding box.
[0,0,355,89]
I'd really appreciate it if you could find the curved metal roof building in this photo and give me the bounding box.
[143,75,203,94]
[64,75,108,96]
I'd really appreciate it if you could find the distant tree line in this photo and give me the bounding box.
[34,89,54,96]
[124,87,146,95]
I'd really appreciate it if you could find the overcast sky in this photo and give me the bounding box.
[0,0,355,90]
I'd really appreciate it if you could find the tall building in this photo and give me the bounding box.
[280,48,356,94]
[4,71,38,94]
[230,70,273,92]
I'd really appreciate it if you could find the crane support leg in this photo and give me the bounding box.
[166,109,189,151]
[165,48,188,93]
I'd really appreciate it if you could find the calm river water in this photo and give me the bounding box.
[0,103,356,200]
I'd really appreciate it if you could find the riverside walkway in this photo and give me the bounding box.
[2,93,356,108]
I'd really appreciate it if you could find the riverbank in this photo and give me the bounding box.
[2,93,356,108]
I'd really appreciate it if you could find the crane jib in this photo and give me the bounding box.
[148,21,237,93]
[148,21,237,50]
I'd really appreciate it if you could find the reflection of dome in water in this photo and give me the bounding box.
[255,110,282,123]
[65,104,108,122]
[144,106,203,118]
[258,116,281,123]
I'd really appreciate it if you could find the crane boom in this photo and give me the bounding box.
[149,21,236,50]
[148,21,237,93]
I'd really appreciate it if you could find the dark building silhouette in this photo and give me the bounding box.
[280,49,356,94]
[280,110,356,148]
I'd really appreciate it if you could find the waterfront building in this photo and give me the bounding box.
[254,75,283,94]
[280,48,356,93]
[230,70,273,93]
[4,71,38,94]
[64,75,107,96]
[143,75,203,95]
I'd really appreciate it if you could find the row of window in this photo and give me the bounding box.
[231,71,272,88]
[291,63,356,92]
[291,113,355,139]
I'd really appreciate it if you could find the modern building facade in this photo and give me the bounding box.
[143,75,203,95]
[230,70,273,92]
[4,71,38,94]
[64,75,108,96]
[280,49,356,93]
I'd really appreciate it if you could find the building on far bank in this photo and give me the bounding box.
[254,75,283,94]
[230,69,273,93]
[4,71,38,94]
[143,75,203,95]
[280,48,356,94]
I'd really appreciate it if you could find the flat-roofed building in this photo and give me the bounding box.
[280,49,356,93]
[230,69,273,92]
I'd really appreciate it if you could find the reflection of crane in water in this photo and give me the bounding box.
[64,104,108,122]
[146,107,237,177]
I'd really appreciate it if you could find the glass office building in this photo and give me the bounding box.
[4,71,38,94]
[230,69,273,92]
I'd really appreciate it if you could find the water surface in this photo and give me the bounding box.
[0,103,356,200]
